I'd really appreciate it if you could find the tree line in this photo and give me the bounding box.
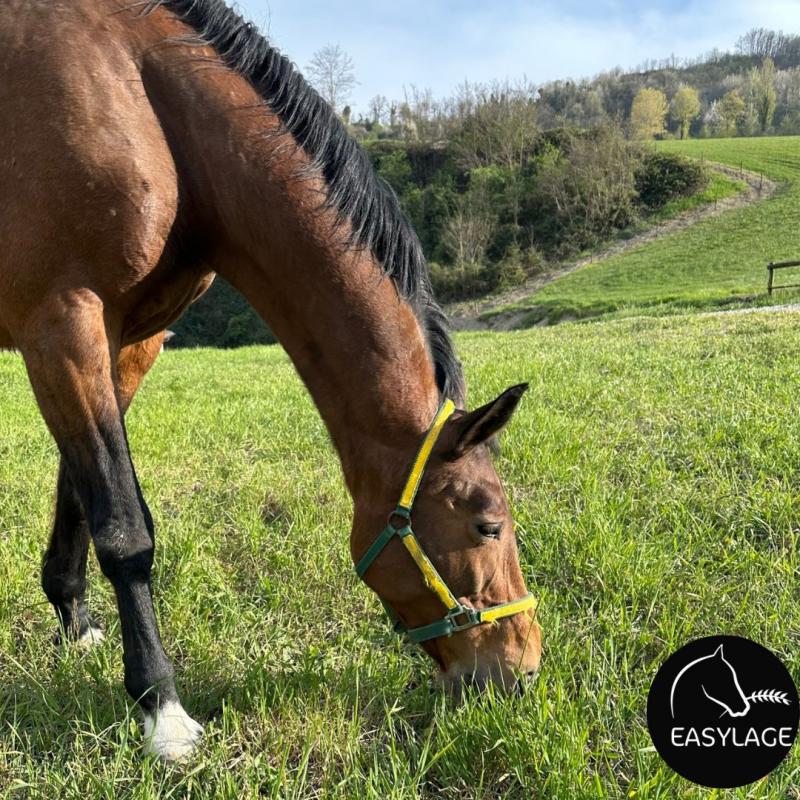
[628,58,779,140]
[308,28,800,142]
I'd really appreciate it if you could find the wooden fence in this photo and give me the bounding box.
[767,260,800,295]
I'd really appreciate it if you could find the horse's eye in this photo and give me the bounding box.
[476,522,503,539]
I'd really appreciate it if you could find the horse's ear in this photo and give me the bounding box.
[713,644,724,658]
[450,384,528,458]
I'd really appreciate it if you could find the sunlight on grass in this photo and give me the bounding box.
[1,314,799,797]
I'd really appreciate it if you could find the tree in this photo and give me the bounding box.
[368,94,389,125]
[451,80,538,244]
[398,85,448,142]
[749,58,777,132]
[442,177,498,267]
[735,28,800,67]
[306,44,357,113]
[736,28,781,59]
[531,127,640,252]
[452,80,539,171]
[630,88,668,140]
[671,86,701,139]
[718,89,746,136]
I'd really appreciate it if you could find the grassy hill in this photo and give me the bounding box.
[1,312,799,797]
[486,135,800,325]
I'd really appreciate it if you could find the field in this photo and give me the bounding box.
[488,136,800,324]
[2,309,800,798]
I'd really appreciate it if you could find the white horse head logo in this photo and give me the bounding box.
[670,644,751,718]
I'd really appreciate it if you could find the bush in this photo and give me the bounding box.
[636,151,709,209]
[171,278,275,348]
[526,127,642,256]
[493,243,544,290]
[429,243,544,301]
[429,261,494,301]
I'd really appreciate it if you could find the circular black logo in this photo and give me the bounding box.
[647,636,799,788]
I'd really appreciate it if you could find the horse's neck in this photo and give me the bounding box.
[141,23,439,498]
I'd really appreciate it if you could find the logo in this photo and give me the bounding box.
[647,635,799,788]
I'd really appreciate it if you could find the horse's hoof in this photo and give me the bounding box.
[53,622,105,650]
[143,701,203,762]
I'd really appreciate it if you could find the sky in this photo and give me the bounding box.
[236,0,800,113]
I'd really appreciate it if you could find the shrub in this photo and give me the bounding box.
[171,278,275,348]
[494,248,527,290]
[526,127,642,256]
[428,261,494,301]
[635,151,709,209]
[492,243,545,290]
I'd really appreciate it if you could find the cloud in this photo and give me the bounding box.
[236,0,800,112]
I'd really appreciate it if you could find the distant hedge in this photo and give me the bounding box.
[171,277,275,349]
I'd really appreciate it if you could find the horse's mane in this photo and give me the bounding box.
[143,0,465,403]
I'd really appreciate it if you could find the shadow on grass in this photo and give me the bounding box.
[492,291,780,328]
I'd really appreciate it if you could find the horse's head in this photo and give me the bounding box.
[702,645,750,717]
[352,384,541,692]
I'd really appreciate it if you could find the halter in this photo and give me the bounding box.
[355,399,537,644]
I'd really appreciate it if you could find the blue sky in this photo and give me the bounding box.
[237,0,800,113]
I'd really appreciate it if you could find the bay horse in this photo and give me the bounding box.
[0,0,541,761]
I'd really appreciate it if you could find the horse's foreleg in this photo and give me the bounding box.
[21,297,200,761]
[42,462,98,645]
[41,332,165,647]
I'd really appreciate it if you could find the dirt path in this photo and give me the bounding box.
[447,163,779,331]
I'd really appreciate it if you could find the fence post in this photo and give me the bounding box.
[768,263,774,295]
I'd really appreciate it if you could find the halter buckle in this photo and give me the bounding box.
[446,605,481,633]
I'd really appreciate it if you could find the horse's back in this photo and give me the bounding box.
[0,0,181,343]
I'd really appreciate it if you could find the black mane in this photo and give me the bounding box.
[145,0,465,403]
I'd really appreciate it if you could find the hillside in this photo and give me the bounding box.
[535,46,800,137]
[474,135,800,326]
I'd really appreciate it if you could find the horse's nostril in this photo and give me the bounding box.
[515,670,538,696]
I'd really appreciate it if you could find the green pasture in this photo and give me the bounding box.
[1,311,799,798]
[489,135,800,325]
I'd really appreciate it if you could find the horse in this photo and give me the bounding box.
[670,645,751,720]
[0,0,541,761]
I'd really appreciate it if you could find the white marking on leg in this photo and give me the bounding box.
[143,700,203,762]
[75,625,105,650]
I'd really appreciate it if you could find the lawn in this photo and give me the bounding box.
[1,311,799,798]
[489,136,800,325]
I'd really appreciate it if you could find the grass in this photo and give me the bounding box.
[487,135,800,325]
[2,312,800,798]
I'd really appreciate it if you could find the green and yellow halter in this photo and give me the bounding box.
[356,399,537,644]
